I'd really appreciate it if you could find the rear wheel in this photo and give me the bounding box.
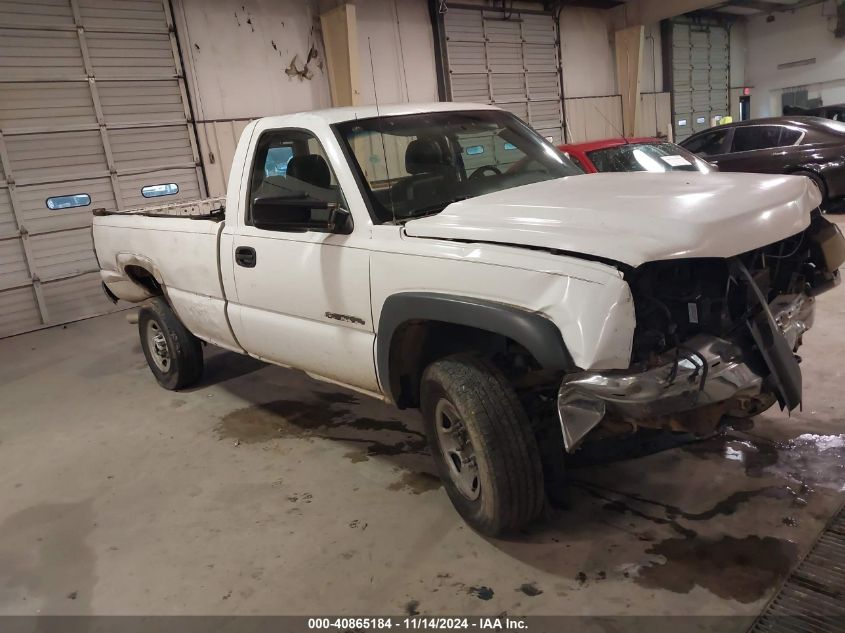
[138,297,203,390]
[420,353,545,535]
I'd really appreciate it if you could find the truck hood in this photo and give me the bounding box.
[403,172,820,268]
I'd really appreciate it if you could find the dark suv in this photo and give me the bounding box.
[680,117,845,206]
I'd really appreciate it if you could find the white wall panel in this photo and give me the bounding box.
[0,238,29,290]
[0,188,15,238]
[671,20,730,141]
[16,178,115,233]
[77,0,168,31]
[0,82,97,131]
[30,228,99,281]
[745,2,845,118]
[41,271,115,324]
[0,0,75,28]
[0,0,202,337]
[5,130,108,183]
[564,95,624,143]
[559,7,616,99]
[638,92,672,138]
[86,31,176,78]
[109,125,195,172]
[98,80,186,125]
[194,119,251,198]
[443,6,564,143]
[0,28,84,81]
[0,286,41,338]
[356,0,439,105]
[118,168,201,210]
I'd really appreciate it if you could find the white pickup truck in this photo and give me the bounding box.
[94,102,844,535]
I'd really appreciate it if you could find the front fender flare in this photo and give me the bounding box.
[376,292,573,402]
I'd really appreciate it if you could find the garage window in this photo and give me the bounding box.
[141,183,179,198]
[46,194,91,210]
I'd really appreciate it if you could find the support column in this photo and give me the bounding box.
[320,3,361,107]
[615,25,644,137]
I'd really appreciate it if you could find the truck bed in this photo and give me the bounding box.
[93,196,226,219]
[93,198,241,352]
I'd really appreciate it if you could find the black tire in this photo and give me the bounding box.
[138,297,203,390]
[420,353,545,536]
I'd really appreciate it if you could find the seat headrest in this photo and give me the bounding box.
[405,138,448,174]
[287,154,331,189]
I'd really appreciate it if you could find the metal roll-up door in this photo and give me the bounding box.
[443,6,564,144]
[0,0,204,338]
[671,20,730,142]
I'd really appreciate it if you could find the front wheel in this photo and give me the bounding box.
[138,297,203,390]
[420,353,545,536]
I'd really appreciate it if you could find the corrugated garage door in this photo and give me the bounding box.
[670,20,730,142]
[442,6,564,144]
[0,0,204,338]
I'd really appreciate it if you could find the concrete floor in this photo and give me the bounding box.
[1,223,844,620]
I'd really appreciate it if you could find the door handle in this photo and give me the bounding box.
[235,246,256,268]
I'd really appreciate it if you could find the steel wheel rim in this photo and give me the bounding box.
[433,399,480,501]
[146,320,170,372]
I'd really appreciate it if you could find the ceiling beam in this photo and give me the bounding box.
[611,0,723,27]
[726,0,800,12]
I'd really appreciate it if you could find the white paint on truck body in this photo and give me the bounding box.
[92,102,820,398]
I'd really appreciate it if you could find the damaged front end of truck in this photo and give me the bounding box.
[558,212,845,452]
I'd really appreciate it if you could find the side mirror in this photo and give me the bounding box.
[251,196,352,234]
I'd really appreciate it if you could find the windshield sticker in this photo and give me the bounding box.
[660,155,692,167]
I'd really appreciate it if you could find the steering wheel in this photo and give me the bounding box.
[469,165,502,180]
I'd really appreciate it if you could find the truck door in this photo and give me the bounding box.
[226,128,378,393]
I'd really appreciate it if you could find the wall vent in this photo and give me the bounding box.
[777,58,817,70]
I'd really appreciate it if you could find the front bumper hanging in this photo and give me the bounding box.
[557,292,814,452]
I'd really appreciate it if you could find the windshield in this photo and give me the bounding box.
[334,110,581,223]
[587,142,711,173]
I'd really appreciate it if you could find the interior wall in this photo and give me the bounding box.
[355,0,439,105]
[559,7,617,98]
[729,19,747,119]
[744,1,845,117]
[559,6,666,139]
[174,0,438,196]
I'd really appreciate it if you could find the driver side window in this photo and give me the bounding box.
[248,129,345,232]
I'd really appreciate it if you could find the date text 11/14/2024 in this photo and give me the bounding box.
[307,617,528,630]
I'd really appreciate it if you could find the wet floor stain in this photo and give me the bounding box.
[467,585,495,600]
[404,600,420,615]
[517,582,543,597]
[215,399,337,443]
[636,534,798,603]
[683,434,780,477]
[386,472,442,495]
[683,431,845,491]
[574,480,795,540]
[215,395,427,460]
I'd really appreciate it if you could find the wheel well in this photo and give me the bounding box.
[387,320,552,409]
[124,265,163,296]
